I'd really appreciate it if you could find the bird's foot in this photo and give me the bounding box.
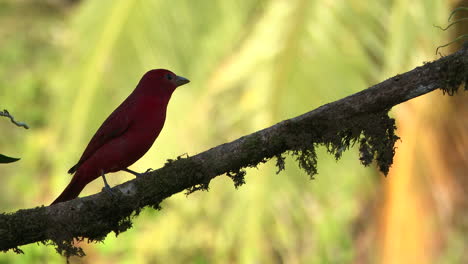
[101,185,115,197]
[101,172,115,196]
[123,168,153,178]
[123,168,143,177]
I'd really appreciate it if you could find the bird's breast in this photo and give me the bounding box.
[125,96,169,147]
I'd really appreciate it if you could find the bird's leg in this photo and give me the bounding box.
[123,168,144,177]
[100,170,114,195]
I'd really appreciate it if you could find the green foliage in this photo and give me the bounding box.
[0,154,20,164]
[0,0,454,263]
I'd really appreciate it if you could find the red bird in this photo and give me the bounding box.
[51,69,189,205]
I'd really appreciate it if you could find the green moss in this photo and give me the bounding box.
[43,192,139,257]
[227,169,246,188]
[437,46,468,95]
[281,110,399,178]
[223,133,269,188]
[53,240,85,258]
[275,154,286,174]
[292,148,318,179]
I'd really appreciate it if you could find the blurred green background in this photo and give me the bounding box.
[1,0,467,263]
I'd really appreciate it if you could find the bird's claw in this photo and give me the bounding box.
[102,185,115,197]
[123,168,148,178]
[124,167,153,178]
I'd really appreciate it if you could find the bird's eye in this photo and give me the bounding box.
[166,74,173,80]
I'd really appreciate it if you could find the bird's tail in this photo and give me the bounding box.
[50,172,88,205]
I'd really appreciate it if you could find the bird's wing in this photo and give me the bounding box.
[68,98,135,174]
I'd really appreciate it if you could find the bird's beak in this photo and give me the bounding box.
[175,75,190,87]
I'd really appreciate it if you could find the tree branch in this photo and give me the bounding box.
[1,43,467,256]
[0,109,29,129]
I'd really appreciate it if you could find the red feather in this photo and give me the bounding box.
[51,69,189,205]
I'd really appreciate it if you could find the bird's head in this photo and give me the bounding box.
[138,69,190,96]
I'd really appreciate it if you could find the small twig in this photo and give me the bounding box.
[436,35,468,55]
[434,18,468,31]
[434,6,468,54]
[0,109,29,129]
[448,7,468,22]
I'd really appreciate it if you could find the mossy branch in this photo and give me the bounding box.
[1,43,467,257]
